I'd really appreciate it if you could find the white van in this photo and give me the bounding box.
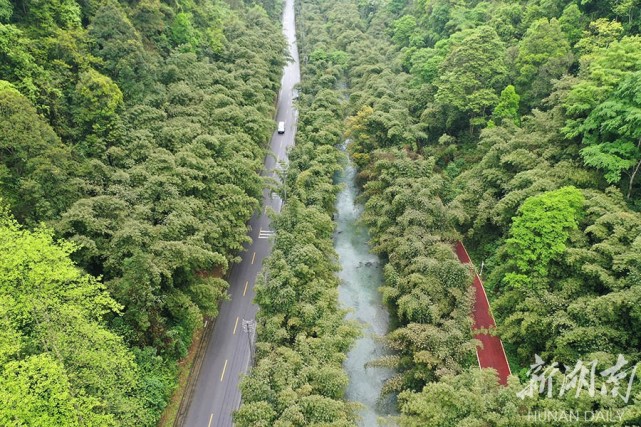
[277,121,285,134]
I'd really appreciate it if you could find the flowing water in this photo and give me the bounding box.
[335,151,395,426]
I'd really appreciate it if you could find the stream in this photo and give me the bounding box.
[335,149,395,426]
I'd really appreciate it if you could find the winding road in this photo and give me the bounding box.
[455,241,511,385]
[182,1,300,425]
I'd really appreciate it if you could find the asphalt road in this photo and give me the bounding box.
[183,1,300,425]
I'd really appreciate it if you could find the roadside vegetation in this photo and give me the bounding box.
[0,0,284,424]
[234,2,361,425]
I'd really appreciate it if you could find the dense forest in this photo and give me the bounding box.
[4,0,641,424]
[263,0,641,425]
[0,0,285,424]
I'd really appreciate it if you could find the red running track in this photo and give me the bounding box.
[455,241,511,385]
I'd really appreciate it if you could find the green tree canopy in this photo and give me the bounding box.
[492,84,520,126]
[0,83,78,223]
[578,71,641,197]
[435,26,507,132]
[502,186,585,288]
[0,206,154,424]
[515,18,573,108]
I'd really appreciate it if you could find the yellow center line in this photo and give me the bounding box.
[251,252,256,264]
[233,316,239,335]
[220,360,228,382]
[208,413,213,427]
[243,281,249,297]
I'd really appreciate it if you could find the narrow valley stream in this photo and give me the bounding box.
[335,150,395,426]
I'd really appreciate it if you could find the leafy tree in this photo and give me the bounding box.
[0,354,113,427]
[398,369,525,427]
[514,18,573,108]
[435,26,507,132]
[612,0,641,26]
[0,0,11,23]
[574,18,624,55]
[0,207,154,424]
[564,36,641,196]
[500,186,585,289]
[494,188,641,364]
[0,82,78,223]
[391,15,417,46]
[73,68,123,150]
[0,23,48,103]
[131,0,170,50]
[577,71,641,197]
[20,0,82,31]
[405,40,449,84]
[170,12,201,51]
[492,84,520,126]
[559,3,585,48]
[88,1,154,100]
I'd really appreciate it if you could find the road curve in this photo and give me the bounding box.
[183,1,300,425]
[455,241,511,385]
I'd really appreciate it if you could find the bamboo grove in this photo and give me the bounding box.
[246,0,641,425]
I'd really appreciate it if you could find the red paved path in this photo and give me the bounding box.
[455,241,511,385]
